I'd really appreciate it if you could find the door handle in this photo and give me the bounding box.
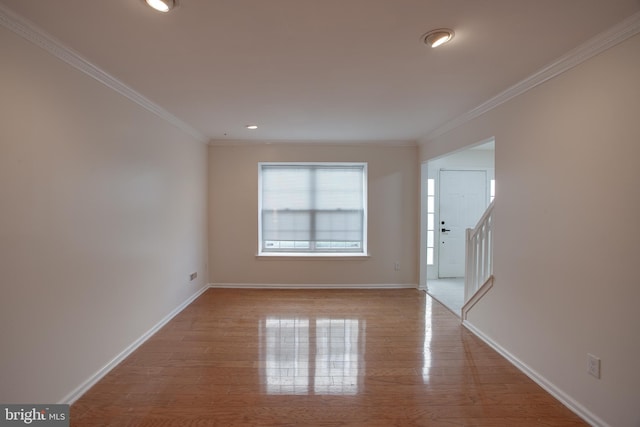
[441,228,451,232]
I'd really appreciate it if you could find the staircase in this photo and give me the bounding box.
[462,200,495,319]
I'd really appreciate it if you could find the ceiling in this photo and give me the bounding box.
[2,0,639,143]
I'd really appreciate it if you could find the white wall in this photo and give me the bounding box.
[208,143,418,286]
[419,34,640,427]
[0,27,208,403]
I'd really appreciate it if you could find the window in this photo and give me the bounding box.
[258,163,367,256]
[426,178,435,265]
[490,179,496,203]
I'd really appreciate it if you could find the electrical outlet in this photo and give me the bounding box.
[189,272,197,281]
[587,353,601,379]
[394,262,400,271]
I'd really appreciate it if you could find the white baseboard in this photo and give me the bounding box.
[462,321,609,427]
[209,283,417,289]
[59,285,210,405]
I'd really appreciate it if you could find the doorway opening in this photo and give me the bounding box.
[420,139,495,315]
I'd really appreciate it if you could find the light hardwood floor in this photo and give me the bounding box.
[71,289,587,426]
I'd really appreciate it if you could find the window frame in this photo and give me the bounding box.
[426,178,435,265]
[257,162,368,258]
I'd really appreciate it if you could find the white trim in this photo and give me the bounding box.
[0,3,208,144]
[209,283,417,289]
[209,139,418,147]
[58,285,210,405]
[425,11,640,141]
[461,275,493,320]
[256,253,371,259]
[418,163,429,288]
[463,321,610,427]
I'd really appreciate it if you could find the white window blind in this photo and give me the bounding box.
[258,163,367,255]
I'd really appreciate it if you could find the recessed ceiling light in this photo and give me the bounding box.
[145,0,175,13]
[246,125,258,130]
[422,29,455,48]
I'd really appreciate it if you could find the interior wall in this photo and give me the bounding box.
[0,27,208,403]
[419,33,640,427]
[208,143,418,286]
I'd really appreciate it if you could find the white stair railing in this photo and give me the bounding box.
[464,200,495,303]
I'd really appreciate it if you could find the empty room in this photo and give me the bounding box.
[1,1,639,426]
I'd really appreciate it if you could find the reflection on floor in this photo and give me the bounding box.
[261,317,364,395]
[426,278,465,316]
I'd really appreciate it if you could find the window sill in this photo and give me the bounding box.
[256,252,370,260]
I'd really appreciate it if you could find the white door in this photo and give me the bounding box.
[438,170,487,278]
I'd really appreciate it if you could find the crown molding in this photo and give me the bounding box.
[0,3,209,143]
[208,138,417,147]
[424,11,640,142]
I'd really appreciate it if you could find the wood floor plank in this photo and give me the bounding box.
[70,289,587,426]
